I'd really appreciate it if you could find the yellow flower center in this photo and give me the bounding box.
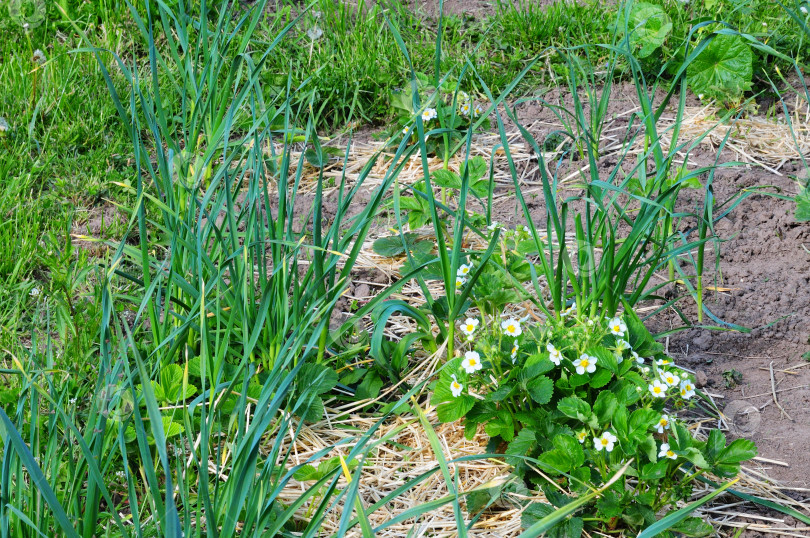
[470,359,477,366]
[466,324,474,332]
[601,438,608,446]
[667,450,675,458]
[654,387,662,394]
[581,359,589,367]
[661,420,668,426]
[507,325,515,332]
[614,325,621,332]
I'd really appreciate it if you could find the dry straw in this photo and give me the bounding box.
[271,120,810,536]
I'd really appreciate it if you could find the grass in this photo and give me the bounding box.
[0,0,808,535]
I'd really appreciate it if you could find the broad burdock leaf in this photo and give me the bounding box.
[627,3,673,58]
[687,34,752,102]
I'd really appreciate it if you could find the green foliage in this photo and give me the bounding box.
[391,74,491,159]
[687,34,753,102]
[625,2,673,58]
[432,309,757,535]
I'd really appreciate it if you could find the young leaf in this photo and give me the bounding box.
[640,460,668,480]
[557,396,592,423]
[717,438,757,464]
[372,232,431,257]
[436,395,476,423]
[527,375,554,405]
[432,169,462,189]
[669,516,714,537]
[523,354,555,379]
[588,368,613,389]
[506,428,538,458]
[593,391,618,426]
[535,449,571,475]
[552,434,584,469]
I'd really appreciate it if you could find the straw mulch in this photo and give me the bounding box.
[272,107,810,536]
[658,100,810,176]
[275,386,810,537]
[277,402,525,537]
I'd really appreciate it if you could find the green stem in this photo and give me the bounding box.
[316,323,328,364]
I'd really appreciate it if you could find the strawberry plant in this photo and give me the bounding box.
[432,306,757,535]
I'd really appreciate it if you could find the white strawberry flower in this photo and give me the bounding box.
[632,351,644,364]
[450,374,463,397]
[402,125,411,136]
[457,263,473,277]
[656,414,671,434]
[455,277,466,289]
[576,430,587,443]
[659,442,677,460]
[473,104,484,116]
[657,358,672,367]
[547,342,562,366]
[573,354,597,375]
[511,340,519,362]
[459,317,479,337]
[501,318,522,337]
[461,351,483,374]
[486,221,500,231]
[593,431,617,452]
[680,379,696,399]
[608,316,627,337]
[661,371,680,387]
[801,6,808,14]
[459,101,471,116]
[649,380,668,398]
[421,108,437,122]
